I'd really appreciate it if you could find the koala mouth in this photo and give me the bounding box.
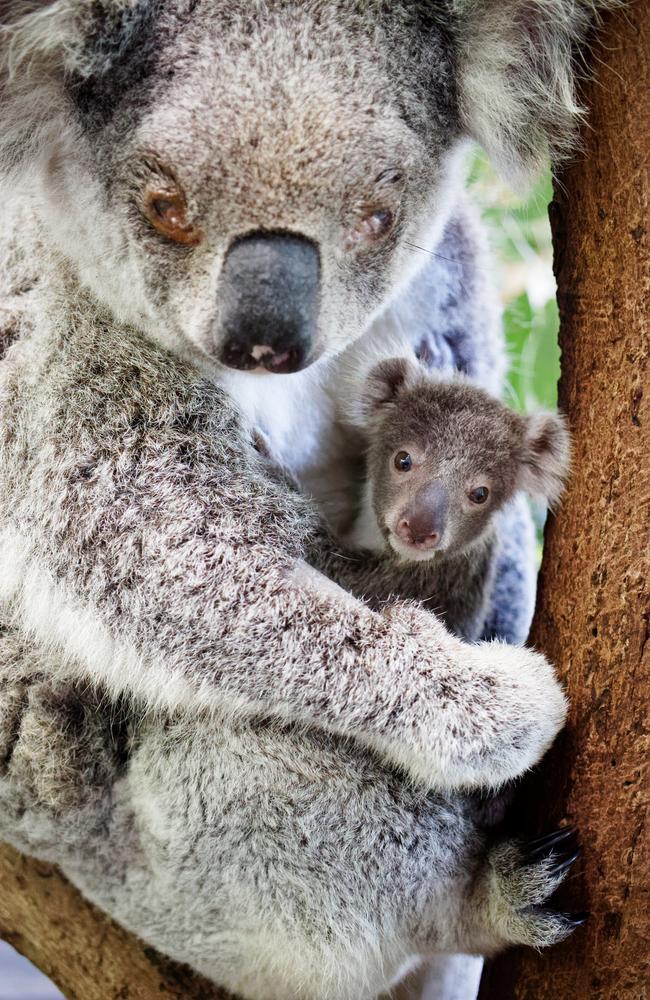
[223,343,306,374]
[387,532,444,563]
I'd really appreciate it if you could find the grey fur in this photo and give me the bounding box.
[0,621,579,1000]
[339,363,570,641]
[0,2,616,996]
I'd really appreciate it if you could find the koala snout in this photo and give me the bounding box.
[216,232,320,373]
[395,481,449,550]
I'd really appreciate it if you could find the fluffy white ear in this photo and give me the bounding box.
[452,0,620,186]
[360,356,420,421]
[518,410,571,505]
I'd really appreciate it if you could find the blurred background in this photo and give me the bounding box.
[470,154,560,415]
[0,157,559,998]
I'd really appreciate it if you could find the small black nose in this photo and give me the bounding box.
[217,232,320,373]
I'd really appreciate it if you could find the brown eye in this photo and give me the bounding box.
[344,208,394,250]
[144,187,203,246]
[469,486,490,505]
[394,450,412,472]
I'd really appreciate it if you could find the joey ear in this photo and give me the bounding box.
[518,411,571,505]
[361,357,420,419]
[452,0,617,185]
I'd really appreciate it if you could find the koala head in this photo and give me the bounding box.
[360,357,570,562]
[1,1,607,374]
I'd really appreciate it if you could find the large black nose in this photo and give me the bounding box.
[217,232,320,373]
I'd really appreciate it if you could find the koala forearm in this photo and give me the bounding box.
[0,511,564,792]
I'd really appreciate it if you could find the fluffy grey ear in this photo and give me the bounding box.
[360,357,420,419]
[518,411,571,505]
[0,0,139,186]
[1,0,141,76]
[452,0,619,185]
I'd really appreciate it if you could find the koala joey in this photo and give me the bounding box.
[342,357,571,641]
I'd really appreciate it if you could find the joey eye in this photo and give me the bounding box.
[394,450,412,472]
[144,187,203,246]
[468,486,490,505]
[344,208,394,251]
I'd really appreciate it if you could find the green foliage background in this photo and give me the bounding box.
[469,154,560,551]
[469,155,560,413]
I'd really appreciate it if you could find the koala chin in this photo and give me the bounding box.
[0,1,614,998]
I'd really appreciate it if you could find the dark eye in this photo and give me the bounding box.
[394,450,412,472]
[469,486,490,505]
[344,208,394,250]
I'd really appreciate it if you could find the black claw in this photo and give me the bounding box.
[562,910,590,928]
[548,847,581,878]
[522,826,578,863]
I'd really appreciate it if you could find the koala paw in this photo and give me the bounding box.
[450,640,568,791]
[479,827,586,951]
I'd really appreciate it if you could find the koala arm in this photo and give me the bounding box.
[0,321,566,792]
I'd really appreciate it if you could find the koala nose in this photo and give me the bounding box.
[396,481,449,549]
[217,232,320,373]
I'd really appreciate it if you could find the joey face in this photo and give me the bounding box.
[372,410,511,562]
[361,360,570,563]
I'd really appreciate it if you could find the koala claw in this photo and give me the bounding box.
[523,825,577,857]
[561,911,590,928]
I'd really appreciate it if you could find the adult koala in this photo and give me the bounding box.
[0,2,611,998]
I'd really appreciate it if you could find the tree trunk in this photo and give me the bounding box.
[0,842,232,999]
[479,4,650,999]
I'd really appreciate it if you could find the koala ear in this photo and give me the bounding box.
[452,0,617,185]
[360,357,420,419]
[518,411,571,505]
[0,0,140,187]
[1,0,138,77]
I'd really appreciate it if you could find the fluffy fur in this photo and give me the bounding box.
[333,362,570,641]
[0,2,616,997]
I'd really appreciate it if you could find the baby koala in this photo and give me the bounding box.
[345,357,571,641]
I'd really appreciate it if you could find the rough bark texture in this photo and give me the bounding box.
[480,4,650,999]
[0,842,232,999]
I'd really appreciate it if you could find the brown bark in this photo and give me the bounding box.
[0,842,232,999]
[480,4,650,999]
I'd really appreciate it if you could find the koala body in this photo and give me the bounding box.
[340,359,570,641]
[0,1,615,997]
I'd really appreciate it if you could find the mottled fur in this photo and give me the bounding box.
[0,621,580,1000]
[0,1,618,997]
[0,275,565,793]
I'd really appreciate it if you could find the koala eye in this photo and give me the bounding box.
[344,208,394,251]
[394,450,413,472]
[144,187,203,247]
[375,169,404,186]
[468,486,490,505]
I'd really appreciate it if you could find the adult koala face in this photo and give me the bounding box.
[1,0,602,374]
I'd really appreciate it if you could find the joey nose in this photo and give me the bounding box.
[397,481,449,549]
[217,232,320,373]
